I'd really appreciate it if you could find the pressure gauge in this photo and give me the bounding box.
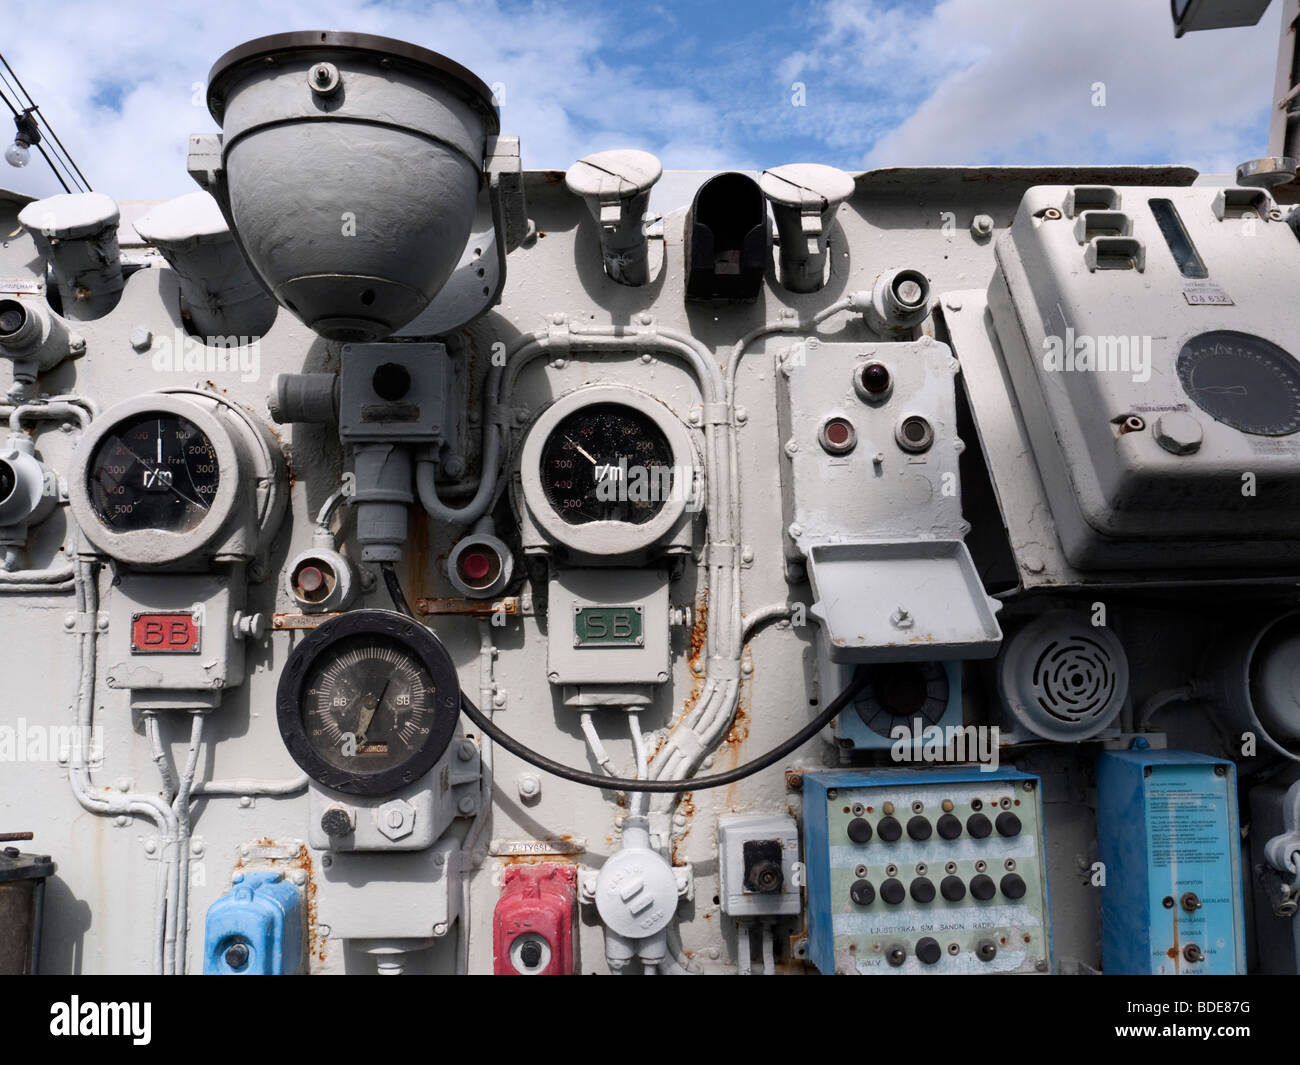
[69,391,286,568]
[1176,331,1300,436]
[519,384,701,558]
[276,610,461,796]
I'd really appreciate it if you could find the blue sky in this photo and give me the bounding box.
[0,0,1286,202]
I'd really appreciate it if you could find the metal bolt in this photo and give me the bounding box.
[458,740,477,761]
[890,607,913,629]
[291,869,308,886]
[129,326,153,352]
[971,214,994,238]
[458,795,477,815]
[517,773,541,800]
[432,922,449,938]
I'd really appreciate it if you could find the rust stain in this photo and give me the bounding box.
[406,505,432,601]
[649,587,709,762]
[499,855,579,868]
[671,791,696,865]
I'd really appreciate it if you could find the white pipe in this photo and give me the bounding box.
[580,712,615,776]
[742,602,794,640]
[191,775,308,797]
[760,921,775,975]
[171,711,206,974]
[416,367,504,524]
[458,620,498,975]
[736,921,752,976]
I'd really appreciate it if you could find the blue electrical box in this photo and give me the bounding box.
[803,767,1051,974]
[203,870,305,975]
[1096,748,1246,975]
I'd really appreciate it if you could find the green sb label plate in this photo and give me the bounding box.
[574,605,644,647]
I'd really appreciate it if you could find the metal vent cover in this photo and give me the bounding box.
[997,611,1128,742]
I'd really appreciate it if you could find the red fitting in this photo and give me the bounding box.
[492,863,577,975]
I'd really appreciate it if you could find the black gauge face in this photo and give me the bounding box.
[87,413,220,531]
[0,459,14,505]
[276,610,460,795]
[1176,331,1300,436]
[302,634,436,776]
[539,403,675,525]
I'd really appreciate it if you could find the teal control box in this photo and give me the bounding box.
[1096,748,1246,974]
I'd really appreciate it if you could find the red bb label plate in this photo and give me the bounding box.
[131,613,201,654]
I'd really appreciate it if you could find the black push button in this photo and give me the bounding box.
[916,937,942,965]
[881,878,906,905]
[940,875,966,902]
[1000,873,1027,899]
[847,817,872,844]
[936,813,962,840]
[878,816,902,842]
[967,813,992,839]
[910,877,935,903]
[907,816,932,841]
[996,811,1022,838]
[970,874,996,901]
[850,879,875,906]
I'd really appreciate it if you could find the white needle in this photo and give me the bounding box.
[156,420,163,463]
[566,434,597,465]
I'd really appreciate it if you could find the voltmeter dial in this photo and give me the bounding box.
[87,413,220,532]
[1176,331,1300,436]
[539,403,675,525]
[276,610,460,795]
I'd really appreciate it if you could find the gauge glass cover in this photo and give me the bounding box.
[1176,331,1300,436]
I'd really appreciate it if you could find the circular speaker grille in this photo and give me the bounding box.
[997,611,1128,742]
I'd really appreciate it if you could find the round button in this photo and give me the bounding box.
[877,816,902,843]
[880,878,906,905]
[995,812,1022,838]
[936,813,962,840]
[1000,873,1026,899]
[224,941,250,969]
[940,875,966,902]
[915,936,942,965]
[906,815,932,841]
[910,877,935,903]
[850,879,876,906]
[970,874,996,901]
[518,940,543,968]
[847,817,872,844]
[967,813,992,839]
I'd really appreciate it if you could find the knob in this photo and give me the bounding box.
[915,937,942,965]
[910,877,936,903]
[936,813,962,840]
[847,817,872,844]
[224,941,250,970]
[886,944,907,967]
[1000,873,1026,899]
[940,875,966,902]
[995,811,1022,837]
[977,939,998,963]
[320,807,353,838]
[749,859,784,894]
[518,940,544,969]
[907,815,932,841]
[877,816,902,842]
[1183,943,1203,963]
[967,813,992,839]
[970,874,996,901]
[1180,892,1201,913]
[880,878,906,905]
[850,879,876,906]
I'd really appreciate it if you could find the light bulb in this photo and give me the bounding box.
[4,140,30,168]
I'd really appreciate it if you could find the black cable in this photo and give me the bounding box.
[380,562,413,617]
[458,670,872,793]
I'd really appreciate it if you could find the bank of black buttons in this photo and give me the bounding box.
[1000,873,1026,899]
[850,879,875,906]
[970,874,996,901]
[996,812,1022,838]
[847,817,872,844]
[910,877,935,903]
[967,813,992,839]
[940,875,966,902]
[877,816,902,842]
[936,813,962,840]
[881,878,906,905]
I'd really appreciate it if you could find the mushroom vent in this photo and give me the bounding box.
[206,31,499,342]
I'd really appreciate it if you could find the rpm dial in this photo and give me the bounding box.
[87,412,220,531]
[539,402,675,525]
[1176,331,1300,436]
[276,610,460,795]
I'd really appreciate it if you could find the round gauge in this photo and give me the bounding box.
[86,412,220,531]
[852,661,950,739]
[276,610,460,795]
[1176,331,1300,436]
[539,402,675,525]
